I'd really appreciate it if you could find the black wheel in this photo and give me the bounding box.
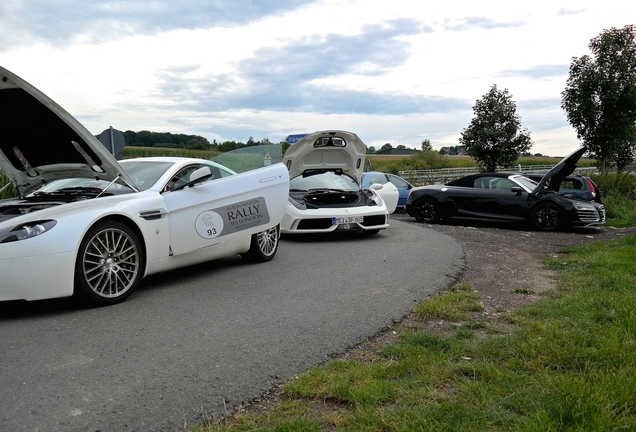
[531,202,563,231]
[241,225,279,263]
[412,197,441,223]
[74,221,144,306]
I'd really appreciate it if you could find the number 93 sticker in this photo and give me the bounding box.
[195,211,224,239]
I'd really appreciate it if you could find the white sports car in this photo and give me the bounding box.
[281,130,398,234]
[0,66,289,306]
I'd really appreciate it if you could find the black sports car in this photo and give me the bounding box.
[405,147,606,231]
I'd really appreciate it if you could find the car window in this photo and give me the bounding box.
[473,176,516,191]
[164,161,233,192]
[290,171,359,191]
[489,178,516,191]
[473,177,495,189]
[387,174,409,189]
[364,173,388,186]
[212,144,282,173]
[561,179,583,190]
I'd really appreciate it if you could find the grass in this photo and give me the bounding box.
[196,233,636,431]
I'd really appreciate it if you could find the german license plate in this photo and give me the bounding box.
[333,216,363,225]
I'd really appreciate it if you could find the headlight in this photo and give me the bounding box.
[574,203,595,211]
[0,220,57,243]
[288,196,306,210]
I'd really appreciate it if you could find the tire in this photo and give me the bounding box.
[241,225,279,263]
[74,221,144,306]
[412,197,441,223]
[531,202,563,231]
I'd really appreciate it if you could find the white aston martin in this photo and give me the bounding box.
[0,66,289,306]
[281,130,398,235]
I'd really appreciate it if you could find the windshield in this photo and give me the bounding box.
[119,160,176,191]
[290,171,360,191]
[511,175,539,192]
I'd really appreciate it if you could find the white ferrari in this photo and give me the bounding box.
[0,66,289,306]
[281,130,398,235]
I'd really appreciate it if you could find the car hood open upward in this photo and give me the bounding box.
[0,66,137,197]
[532,147,586,196]
[283,130,367,182]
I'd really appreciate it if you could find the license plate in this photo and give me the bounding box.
[333,216,363,225]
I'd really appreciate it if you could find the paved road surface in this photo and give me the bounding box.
[0,219,463,431]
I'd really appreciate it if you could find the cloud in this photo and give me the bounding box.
[0,0,315,47]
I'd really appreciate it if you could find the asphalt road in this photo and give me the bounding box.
[0,219,463,432]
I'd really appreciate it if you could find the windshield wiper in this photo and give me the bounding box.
[307,188,348,193]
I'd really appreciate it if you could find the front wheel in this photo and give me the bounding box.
[412,197,441,223]
[531,202,563,231]
[74,221,144,306]
[241,225,280,263]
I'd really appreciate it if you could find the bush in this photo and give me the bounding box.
[591,172,636,200]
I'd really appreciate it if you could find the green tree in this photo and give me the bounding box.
[562,25,636,174]
[367,146,377,154]
[421,139,432,152]
[459,84,532,172]
[380,143,392,152]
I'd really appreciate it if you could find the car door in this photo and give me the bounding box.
[162,163,289,256]
[386,174,412,207]
[449,176,528,222]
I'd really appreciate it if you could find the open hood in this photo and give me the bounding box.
[0,66,137,197]
[532,147,586,196]
[283,130,367,182]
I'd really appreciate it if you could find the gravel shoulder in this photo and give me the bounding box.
[393,213,636,315]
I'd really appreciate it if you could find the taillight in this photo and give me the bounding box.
[587,179,596,199]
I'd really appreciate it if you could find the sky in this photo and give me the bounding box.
[2,1,634,157]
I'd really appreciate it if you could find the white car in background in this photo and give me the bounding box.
[0,65,289,306]
[281,130,398,235]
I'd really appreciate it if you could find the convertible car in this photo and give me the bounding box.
[405,147,606,231]
[0,66,289,305]
[281,130,398,234]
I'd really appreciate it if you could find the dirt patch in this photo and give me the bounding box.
[405,217,636,314]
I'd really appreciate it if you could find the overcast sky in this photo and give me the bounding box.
[2,0,634,156]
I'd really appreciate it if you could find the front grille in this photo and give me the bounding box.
[297,218,333,230]
[362,215,387,227]
[577,205,603,223]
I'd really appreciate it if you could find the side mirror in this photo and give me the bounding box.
[369,183,384,191]
[511,186,523,196]
[189,166,212,184]
[172,166,213,192]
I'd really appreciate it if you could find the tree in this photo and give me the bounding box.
[562,25,636,174]
[380,143,393,152]
[459,84,532,172]
[421,139,433,152]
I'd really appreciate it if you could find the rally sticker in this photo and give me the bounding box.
[195,210,224,239]
[195,197,270,239]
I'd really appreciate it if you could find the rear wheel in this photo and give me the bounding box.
[412,197,441,223]
[241,225,280,263]
[74,221,144,306]
[531,202,563,231]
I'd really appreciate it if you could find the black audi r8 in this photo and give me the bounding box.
[405,147,606,231]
